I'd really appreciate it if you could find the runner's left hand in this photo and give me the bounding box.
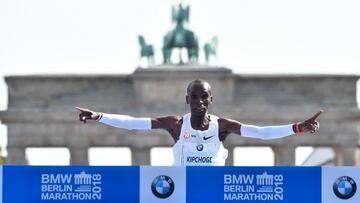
[300,110,323,133]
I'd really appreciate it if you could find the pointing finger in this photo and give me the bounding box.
[76,107,89,112]
[75,107,91,112]
[308,110,324,121]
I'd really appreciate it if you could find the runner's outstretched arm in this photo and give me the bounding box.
[76,107,180,131]
[219,110,323,140]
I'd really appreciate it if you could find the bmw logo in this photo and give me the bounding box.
[151,175,175,199]
[333,176,357,199]
[196,144,204,151]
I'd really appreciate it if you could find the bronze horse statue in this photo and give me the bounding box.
[204,36,218,63]
[138,35,154,66]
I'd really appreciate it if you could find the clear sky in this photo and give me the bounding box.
[0,0,359,165]
[1,0,359,77]
[1,0,359,108]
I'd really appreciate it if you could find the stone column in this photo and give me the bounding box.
[225,146,234,166]
[6,146,27,164]
[132,147,151,165]
[335,146,357,166]
[273,146,296,166]
[358,126,360,166]
[70,147,89,165]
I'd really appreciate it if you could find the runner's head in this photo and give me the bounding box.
[186,80,213,117]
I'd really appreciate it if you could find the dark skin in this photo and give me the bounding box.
[76,81,322,143]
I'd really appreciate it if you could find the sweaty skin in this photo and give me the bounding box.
[77,80,322,143]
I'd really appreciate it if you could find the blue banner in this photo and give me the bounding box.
[3,166,139,203]
[186,166,321,203]
[0,166,359,203]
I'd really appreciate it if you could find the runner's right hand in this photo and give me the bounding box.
[76,107,100,123]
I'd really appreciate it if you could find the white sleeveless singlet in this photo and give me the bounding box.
[172,113,228,166]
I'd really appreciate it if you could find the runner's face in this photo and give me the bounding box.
[186,84,212,116]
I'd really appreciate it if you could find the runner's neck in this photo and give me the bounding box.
[190,113,211,131]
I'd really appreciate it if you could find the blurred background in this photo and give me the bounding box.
[0,0,359,166]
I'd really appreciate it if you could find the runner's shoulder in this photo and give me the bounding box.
[156,115,183,125]
[218,117,242,127]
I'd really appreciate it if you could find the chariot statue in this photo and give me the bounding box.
[138,3,219,66]
[162,4,199,64]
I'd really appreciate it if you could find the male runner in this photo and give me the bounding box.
[77,80,322,166]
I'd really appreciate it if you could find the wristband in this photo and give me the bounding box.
[294,122,304,134]
[95,112,103,121]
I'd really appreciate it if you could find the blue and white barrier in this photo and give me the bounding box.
[0,166,359,202]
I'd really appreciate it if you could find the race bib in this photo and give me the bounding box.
[182,143,219,166]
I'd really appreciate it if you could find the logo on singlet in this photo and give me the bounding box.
[203,135,215,140]
[151,175,175,199]
[196,144,204,151]
[184,132,190,139]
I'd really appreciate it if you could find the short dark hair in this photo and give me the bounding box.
[186,79,212,95]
